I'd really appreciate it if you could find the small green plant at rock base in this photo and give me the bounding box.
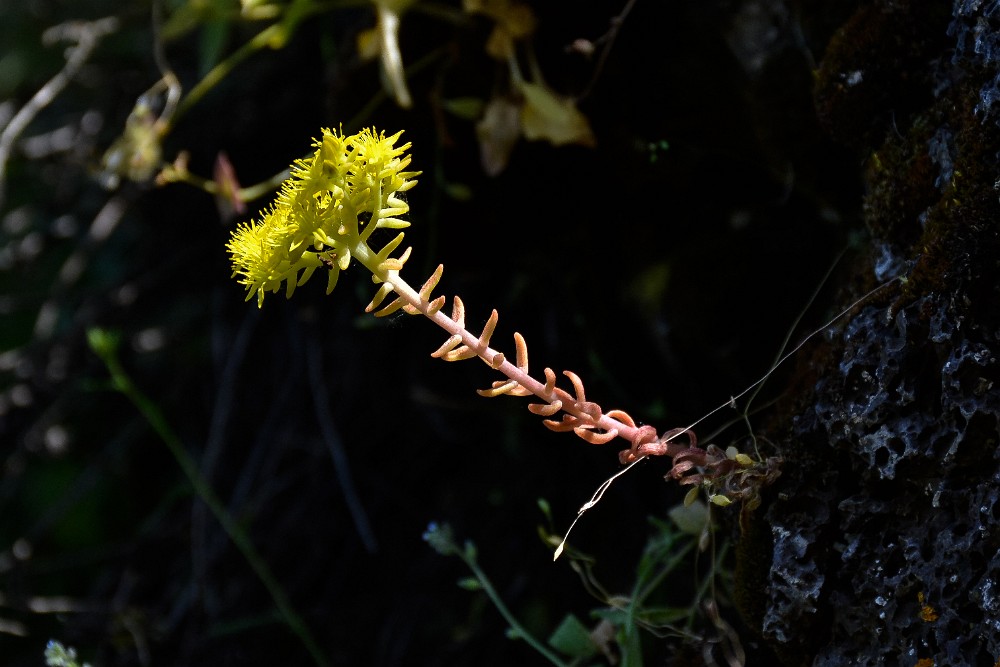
[225,127,781,531]
[421,513,731,667]
[542,497,744,667]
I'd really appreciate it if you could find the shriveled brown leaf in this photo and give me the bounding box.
[476,95,522,176]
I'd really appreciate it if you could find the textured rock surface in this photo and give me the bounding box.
[765,296,1000,664]
[757,0,1000,663]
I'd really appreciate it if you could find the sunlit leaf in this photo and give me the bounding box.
[668,498,709,536]
[519,82,595,147]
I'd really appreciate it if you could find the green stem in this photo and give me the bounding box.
[635,539,694,605]
[458,549,569,667]
[87,329,330,667]
[170,23,283,128]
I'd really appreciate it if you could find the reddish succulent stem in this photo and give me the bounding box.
[382,268,687,457]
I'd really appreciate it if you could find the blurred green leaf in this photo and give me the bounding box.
[442,96,485,120]
[667,498,708,536]
[456,576,482,591]
[441,181,472,201]
[547,614,598,658]
[634,605,690,626]
[162,0,236,42]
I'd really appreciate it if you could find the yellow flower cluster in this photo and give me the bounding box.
[227,128,419,307]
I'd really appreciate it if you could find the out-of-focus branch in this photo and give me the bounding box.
[0,17,119,212]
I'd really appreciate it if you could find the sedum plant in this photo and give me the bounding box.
[226,127,778,522]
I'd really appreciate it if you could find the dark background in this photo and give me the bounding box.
[0,1,875,664]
